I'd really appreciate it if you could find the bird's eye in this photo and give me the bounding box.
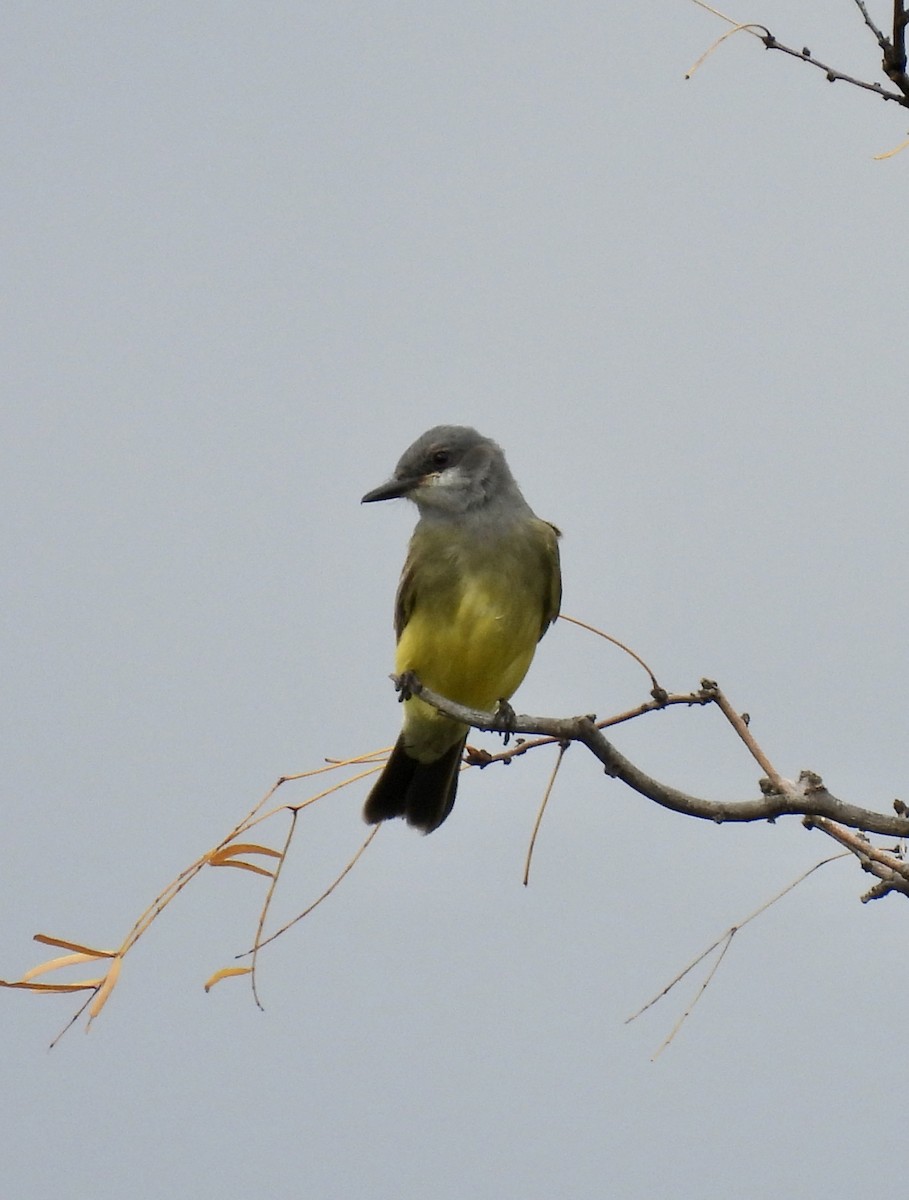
[431,449,450,468]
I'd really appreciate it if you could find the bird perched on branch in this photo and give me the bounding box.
[361,425,561,833]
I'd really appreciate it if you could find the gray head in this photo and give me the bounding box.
[361,425,527,516]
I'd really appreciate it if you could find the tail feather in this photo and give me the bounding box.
[363,735,466,834]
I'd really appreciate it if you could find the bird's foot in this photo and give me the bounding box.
[493,697,517,744]
[392,670,420,702]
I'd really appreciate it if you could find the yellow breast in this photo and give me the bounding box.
[395,576,541,712]
[390,517,559,762]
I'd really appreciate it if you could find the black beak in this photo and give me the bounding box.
[361,475,421,503]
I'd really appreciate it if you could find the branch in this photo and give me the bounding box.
[403,676,909,839]
[687,0,909,109]
[854,1,885,41]
[889,0,909,79]
[761,33,908,106]
[803,815,909,900]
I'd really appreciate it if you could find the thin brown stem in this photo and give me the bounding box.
[702,680,788,794]
[241,826,381,954]
[559,613,662,693]
[522,743,568,886]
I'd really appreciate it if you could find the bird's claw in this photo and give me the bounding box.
[494,697,517,744]
[392,670,419,702]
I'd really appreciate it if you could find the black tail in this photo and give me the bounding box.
[363,734,466,834]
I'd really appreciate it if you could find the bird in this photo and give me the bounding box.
[361,425,561,833]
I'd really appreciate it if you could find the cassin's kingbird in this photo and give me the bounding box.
[361,425,561,833]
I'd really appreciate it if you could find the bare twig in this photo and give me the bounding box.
[522,742,568,886]
[853,0,888,46]
[701,680,788,794]
[651,932,736,1060]
[559,613,663,693]
[628,854,848,1055]
[240,826,381,955]
[249,809,299,1010]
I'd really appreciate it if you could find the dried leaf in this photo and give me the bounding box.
[33,934,115,957]
[88,957,122,1019]
[0,979,101,993]
[204,966,252,993]
[211,860,275,878]
[212,842,282,861]
[23,952,107,982]
[208,843,282,869]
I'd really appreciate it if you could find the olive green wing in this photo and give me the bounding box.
[537,519,562,639]
[393,543,419,642]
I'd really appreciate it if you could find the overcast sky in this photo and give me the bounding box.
[4,3,909,1197]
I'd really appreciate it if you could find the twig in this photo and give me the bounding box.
[249,809,299,1010]
[559,613,663,693]
[853,0,909,85]
[627,854,848,1055]
[240,826,381,954]
[702,680,788,794]
[685,22,770,80]
[853,0,888,46]
[465,689,710,770]
[522,742,568,886]
[651,932,735,1060]
[761,34,907,105]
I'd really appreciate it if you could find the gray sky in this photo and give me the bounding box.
[4,3,908,1197]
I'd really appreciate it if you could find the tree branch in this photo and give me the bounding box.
[854,0,888,47]
[761,32,908,106]
[852,0,909,93]
[402,675,909,839]
[688,1,909,108]
[803,815,909,899]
